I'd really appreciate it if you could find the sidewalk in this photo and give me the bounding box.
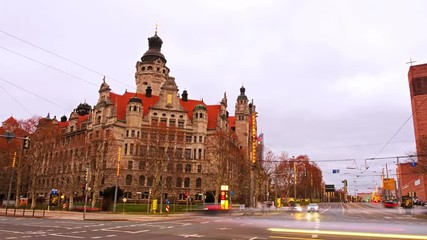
[0,208,192,221]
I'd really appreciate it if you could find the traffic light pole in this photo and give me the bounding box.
[6,152,17,207]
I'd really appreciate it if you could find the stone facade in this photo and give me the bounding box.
[20,32,258,207]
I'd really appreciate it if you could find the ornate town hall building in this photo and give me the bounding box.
[16,32,258,208]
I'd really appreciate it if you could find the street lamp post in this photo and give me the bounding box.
[293,161,297,202]
[113,147,122,213]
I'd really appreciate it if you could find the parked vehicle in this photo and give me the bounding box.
[384,200,398,208]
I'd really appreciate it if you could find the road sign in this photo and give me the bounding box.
[123,197,127,203]
[165,204,170,212]
[325,184,335,192]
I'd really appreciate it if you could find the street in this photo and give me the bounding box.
[0,202,426,239]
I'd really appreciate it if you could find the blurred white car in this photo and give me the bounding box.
[292,204,302,212]
[307,203,319,212]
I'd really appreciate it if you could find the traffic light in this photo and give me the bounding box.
[23,137,30,149]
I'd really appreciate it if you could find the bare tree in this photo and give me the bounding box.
[205,130,248,204]
[25,118,61,208]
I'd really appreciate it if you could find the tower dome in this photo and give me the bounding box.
[141,32,167,64]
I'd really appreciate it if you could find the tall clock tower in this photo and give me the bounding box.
[135,32,171,95]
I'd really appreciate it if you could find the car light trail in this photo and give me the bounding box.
[268,228,427,239]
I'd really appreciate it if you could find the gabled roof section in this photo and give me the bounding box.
[228,116,236,129]
[109,92,160,120]
[206,105,221,129]
[179,99,205,120]
[2,116,19,128]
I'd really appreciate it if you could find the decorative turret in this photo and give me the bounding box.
[76,102,92,116]
[235,85,250,151]
[97,77,112,107]
[126,93,143,127]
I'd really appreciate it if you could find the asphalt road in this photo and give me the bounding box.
[0,202,426,239]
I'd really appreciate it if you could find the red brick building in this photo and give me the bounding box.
[402,63,427,201]
[397,163,426,201]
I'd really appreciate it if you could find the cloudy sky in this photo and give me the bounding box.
[1,0,426,193]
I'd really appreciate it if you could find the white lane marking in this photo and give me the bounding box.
[217,227,230,230]
[0,230,23,234]
[178,234,204,238]
[49,233,84,239]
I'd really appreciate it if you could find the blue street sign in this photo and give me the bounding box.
[230,191,234,197]
[411,162,417,167]
[166,199,170,205]
[51,189,58,195]
[332,169,340,174]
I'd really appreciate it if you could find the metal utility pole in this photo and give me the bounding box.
[397,157,403,205]
[113,147,122,213]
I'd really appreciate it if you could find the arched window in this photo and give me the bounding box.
[126,175,132,186]
[139,176,145,186]
[177,163,183,172]
[176,177,182,188]
[185,164,192,173]
[184,177,190,188]
[147,176,154,186]
[166,176,172,188]
[97,115,101,124]
[196,178,202,188]
[167,163,174,172]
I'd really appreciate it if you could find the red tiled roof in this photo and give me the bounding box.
[179,99,205,120]
[58,121,69,128]
[206,105,220,129]
[58,114,90,128]
[2,116,18,127]
[109,91,222,129]
[110,92,160,120]
[228,116,235,129]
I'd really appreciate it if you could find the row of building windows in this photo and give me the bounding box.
[124,144,205,160]
[128,161,202,173]
[126,175,202,189]
[141,66,167,74]
[125,130,205,144]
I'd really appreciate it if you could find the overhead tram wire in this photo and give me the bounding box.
[370,90,427,160]
[0,84,33,116]
[0,45,99,88]
[0,76,72,113]
[0,30,134,89]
